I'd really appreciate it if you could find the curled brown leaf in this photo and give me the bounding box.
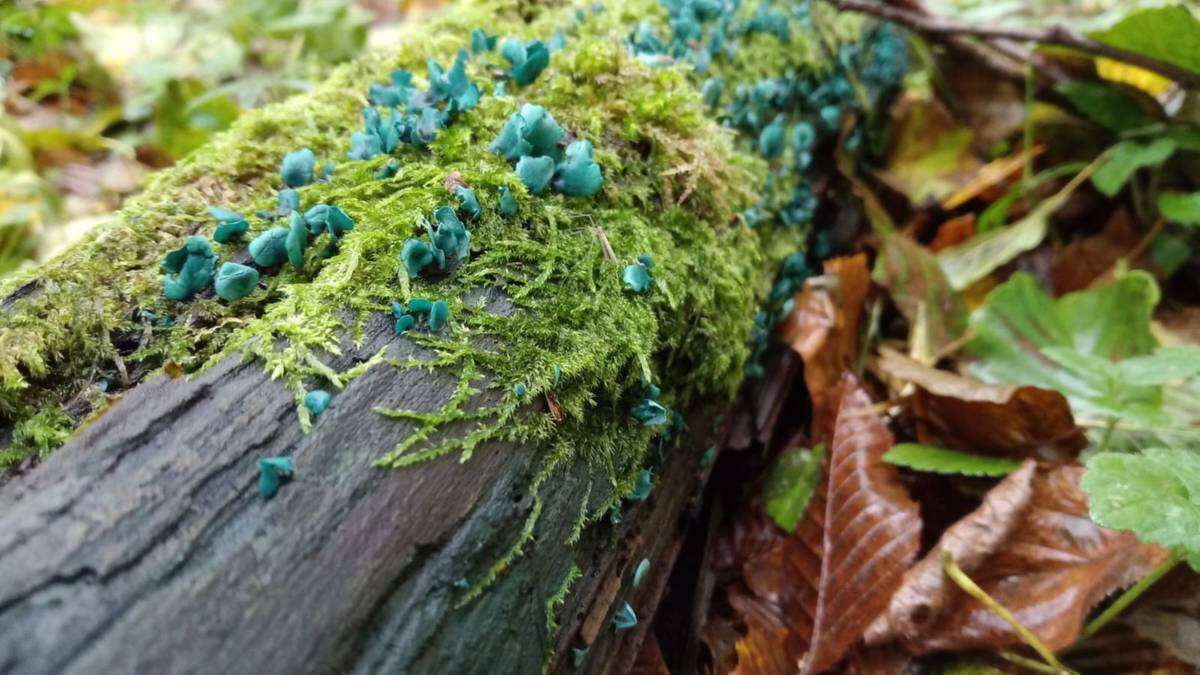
[865,460,1037,644]
[875,348,1085,461]
[911,465,1171,654]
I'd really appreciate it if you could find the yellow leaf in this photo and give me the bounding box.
[1095,57,1172,96]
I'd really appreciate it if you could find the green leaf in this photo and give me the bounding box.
[1116,347,1200,386]
[1057,81,1149,132]
[763,445,824,533]
[937,187,1070,290]
[1149,231,1191,275]
[1082,447,1200,570]
[1088,6,1200,78]
[1159,190,1200,226]
[883,443,1020,477]
[966,271,1175,426]
[1091,138,1177,197]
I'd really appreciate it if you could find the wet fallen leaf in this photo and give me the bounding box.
[778,254,870,437]
[717,376,920,675]
[941,146,1044,211]
[866,460,1037,644]
[874,92,982,205]
[912,465,1171,654]
[802,376,921,674]
[875,348,1086,462]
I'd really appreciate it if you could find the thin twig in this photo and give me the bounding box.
[942,552,1076,674]
[830,0,1200,90]
[592,226,618,263]
[1083,550,1185,638]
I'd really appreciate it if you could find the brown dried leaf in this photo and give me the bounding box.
[929,213,976,252]
[717,376,919,675]
[865,460,1037,644]
[778,255,870,437]
[875,348,1086,462]
[802,376,922,674]
[876,347,1017,404]
[913,465,1172,654]
[873,234,967,362]
[1050,209,1142,295]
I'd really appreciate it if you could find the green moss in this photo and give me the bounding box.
[0,0,867,650]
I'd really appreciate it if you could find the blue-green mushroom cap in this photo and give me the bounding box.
[304,389,331,415]
[553,140,603,196]
[162,235,216,301]
[516,155,555,194]
[498,186,518,218]
[622,261,653,293]
[214,262,259,302]
[281,148,316,188]
[429,299,450,331]
[286,212,309,268]
[258,456,294,500]
[249,227,290,267]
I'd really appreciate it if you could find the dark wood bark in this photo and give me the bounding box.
[0,288,720,675]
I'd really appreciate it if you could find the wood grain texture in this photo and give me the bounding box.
[0,288,717,675]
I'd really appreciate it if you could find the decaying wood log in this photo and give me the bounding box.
[0,290,722,674]
[0,0,891,670]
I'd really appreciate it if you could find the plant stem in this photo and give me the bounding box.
[1095,417,1118,454]
[1083,550,1185,638]
[942,552,1076,674]
[999,650,1067,675]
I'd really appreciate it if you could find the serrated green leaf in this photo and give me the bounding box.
[883,443,1020,477]
[1159,190,1200,226]
[1082,447,1200,570]
[1088,6,1200,77]
[763,445,824,533]
[1057,81,1149,132]
[1091,138,1177,197]
[1116,347,1200,385]
[966,271,1180,427]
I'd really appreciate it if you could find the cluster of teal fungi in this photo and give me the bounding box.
[624,0,909,377]
[162,145,356,304]
[161,236,216,301]
[391,297,451,334]
[401,205,474,277]
[489,104,602,196]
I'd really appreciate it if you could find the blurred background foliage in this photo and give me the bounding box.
[0,0,439,277]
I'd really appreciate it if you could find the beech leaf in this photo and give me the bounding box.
[913,465,1171,654]
[801,375,921,674]
[866,460,1037,644]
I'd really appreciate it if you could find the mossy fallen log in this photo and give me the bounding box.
[0,0,901,671]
